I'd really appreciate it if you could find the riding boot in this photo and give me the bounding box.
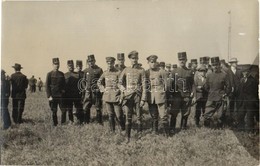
[125,123,132,142]
[96,109,103,125]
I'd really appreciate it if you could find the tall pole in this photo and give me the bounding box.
[228,10,231,61]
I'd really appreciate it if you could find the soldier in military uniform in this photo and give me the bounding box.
[46,58,66,126]
[165,63,172,75]
[171,64,177,72]
[75,60,84,123]
[192,64,207,127]
[119,51,147,141]
[37,77,43,91]
[203,57,231,127]
[145,55,169,136]
[82,55,103,124]
[190,59,198,79]
[169,52,193,132]
[159,62,166,71]
[1,69,11,129]
[10,63,28,124]
[64,60,83,124]
[97,57,124,132]
[29,75,37,93]
[115,53,126,72]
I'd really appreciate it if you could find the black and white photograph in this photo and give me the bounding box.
[0,0,259,165]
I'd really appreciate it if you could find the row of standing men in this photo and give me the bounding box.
[2,51,258,141]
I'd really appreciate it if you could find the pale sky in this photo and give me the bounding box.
[2,0,259,81]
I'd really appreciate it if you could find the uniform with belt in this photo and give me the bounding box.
[119,51,147,140]
[10,63,28,124]
[82,55,103,124]
[145,55,169,136]
[98,57,124,132]
[203,57,231,127]
[169,52,193,131]
[46,58,66,126]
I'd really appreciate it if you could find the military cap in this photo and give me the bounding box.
[178,52,187,60]
[229,57,238,63]
[67,60,74,67]
[128,50,139,59]
[52,58,60,64]
[159,62,165,67]
[117,53,125,60]
[12,63,23,69]
[165,63,171,68]
[191,59,198,64]
[1,69,6,74]
[146,55,158,62]
[87,54,95,62]
[172,64,177,68]
[199,57,207,64]
[106,57,116,62]
[197,64,207,71]
[76,60,83,66]
[211,57,220,65]
[220,59,226,63]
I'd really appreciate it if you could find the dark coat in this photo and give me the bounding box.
[46,70,65,98]
[228,68,242,95]
[64,71,81,99]
[238,75,258,105]
[10,72,28,99]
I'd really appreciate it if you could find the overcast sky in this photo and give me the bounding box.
[2,0,258,81]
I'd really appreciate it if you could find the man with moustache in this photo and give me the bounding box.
[46,58,66,126]
[119,50,147,141]
[82,55,103,124]
[169,52,193,133]
[97,57,125,132]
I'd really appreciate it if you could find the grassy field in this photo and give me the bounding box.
[0,91,259,165]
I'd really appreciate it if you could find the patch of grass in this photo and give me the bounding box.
[1,91,259,165]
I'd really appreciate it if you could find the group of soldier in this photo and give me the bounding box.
[1,51,259,142]
[28,75,44,92]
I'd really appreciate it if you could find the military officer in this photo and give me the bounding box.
[1,70,11,129]
[192,64,207,127]
[97,57,124,132]
[115,53,126,72]
[119,50,147,141]
[171,64,177,72]
[159,62,166,71]
[203,57,231,127]
[64,60,83,124]
[46,58,66,126]
[75,60,84,123]
[82,55,103,124]
[10,63,28,124]
[145,55,169,136]
[190,59,198,75]
[169,52,193,132]
[165,63,172,74]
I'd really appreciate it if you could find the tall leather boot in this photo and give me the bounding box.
[96,109,103,125]
[125,123,132,142]
[119,115,125,131]
[137,123,142,133]
[109,116,115,132]
[153,120,159,135]
[68,109,74,123]
[53,113,58,126]
[163,122,170,137]
[181,117,188,129]
[84,109,90,124]
[169,116,176,134]
[61,111,66,124]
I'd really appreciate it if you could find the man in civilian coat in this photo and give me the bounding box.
[10,63,28,124]
[1,69,11,129]
[145,55,169,136]
[236,66,259,133]
[228,58,242,124]
[46,58,66,126]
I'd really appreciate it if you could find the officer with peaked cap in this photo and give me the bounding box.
[1,69,11,129]
[75,60,84,123]
[192,64,208,126]
[97,57,125,132]
[10,63,28,124]
[159,62,166,70]
[82,54,103,124]
[115,53,126,72]
[145,55,169,136]
[46,58,66,126]
[169,52,193,133]
[119,50,147,141]
[203,57,231,127]
[64,60,83,124]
